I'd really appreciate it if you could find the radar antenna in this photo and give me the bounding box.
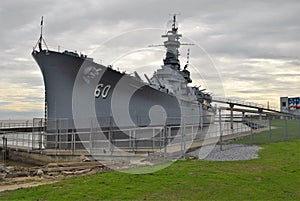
[172,14,178,31]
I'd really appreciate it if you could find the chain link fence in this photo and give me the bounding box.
[1,112,299,160]
[228,115,300,145]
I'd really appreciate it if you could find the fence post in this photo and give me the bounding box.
[250,115,253,145]
[71,128,75,154]
[230,103,234,130]
[55,119,59,153]
[183,123,186,159]
[152,128,155,151]
[167,127,170,144]
[269,115,272,141]
[180,125,183,157]
[32,119,35,149]
[89,119,93,154]
[298,116,300,137]
[2,136,8,164]
[22,132,25,147]
[284,117,288,141]
[200,114,203,133]
[109,116,112,153]
[219,108,223,151]
[129,130,132,151]
[191,124,194,139]
[133,130,136,153]
[164,126,167,159]
[28,129,30,150]
[39,119,43,150]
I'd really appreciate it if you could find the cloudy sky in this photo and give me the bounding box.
[0,0,299,119]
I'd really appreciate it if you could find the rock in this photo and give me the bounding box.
[189,144,262,161]
[46,163,59,168]
[6,172,28,178]
[0,165,9,173]
[74,169,91,175]
[6,166,14,171]
[47,171,60,176]
[80,155,91,162]
[36,169,44,176]
[62,171,74,175]
[130,159,153,166]
[42,174,52,179]
[0,173,6,181]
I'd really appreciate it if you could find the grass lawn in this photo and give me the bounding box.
[0,120,299,200]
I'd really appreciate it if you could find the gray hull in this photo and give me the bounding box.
[33,50,213,127]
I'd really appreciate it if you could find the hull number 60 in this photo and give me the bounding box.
[94,84,111,98]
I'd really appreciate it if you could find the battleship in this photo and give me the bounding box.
[32,16,215,148]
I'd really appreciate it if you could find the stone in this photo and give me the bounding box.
[79,155,91,162]
[36,169,44,176]
[0,173,6,181]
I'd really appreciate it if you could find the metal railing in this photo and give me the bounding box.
[212,96,265,108]
[1,113,299,158]
[0,119,45,129]
[0,120,33,129]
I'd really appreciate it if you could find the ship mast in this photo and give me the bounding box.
[34,16,48,51]
[38,16,43,51]
[162,14,182,70]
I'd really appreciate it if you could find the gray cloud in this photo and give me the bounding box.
[0,0,299,119]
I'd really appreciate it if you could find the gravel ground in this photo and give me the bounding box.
[189,144,263,161]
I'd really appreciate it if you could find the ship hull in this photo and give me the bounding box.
[32,50,214,149]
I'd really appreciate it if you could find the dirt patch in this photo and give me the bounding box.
[0,180,57,192]
[0,161,111,192]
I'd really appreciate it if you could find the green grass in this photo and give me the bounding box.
[1,120,299,201]
[233,119,300,145]
[1,139,299,200]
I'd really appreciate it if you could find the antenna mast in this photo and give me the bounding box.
[40,16,43,39]
[38,16,43,51]
[34,16,48,51]
[172,14,177,31]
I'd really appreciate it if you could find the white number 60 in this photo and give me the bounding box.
[94,84,111,98]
